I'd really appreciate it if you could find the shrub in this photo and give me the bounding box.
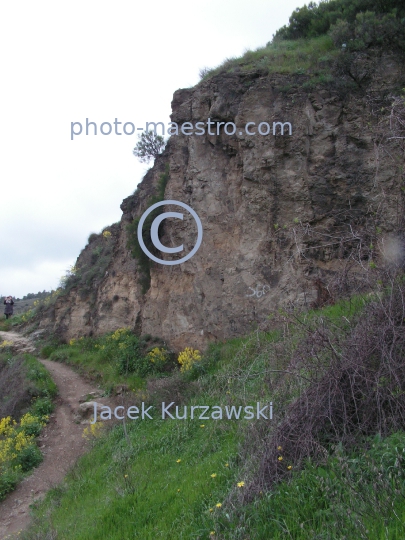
[82,421,104,440]
[275,0,405,41]
[258,278,405,489]
[132,130,165,163]
[97,328,144,376]
[50,349,71,362]
[183,347,221,380]
[330,10,405,53]
[0,467,19,501]
[16,443,42,471]
[177,348,202,372]
[40,345,56,358]
[0,356,53,500]
[146,347,170,372]
[87,232,98,244]
[31,397,53,417]
[20,412,46,437]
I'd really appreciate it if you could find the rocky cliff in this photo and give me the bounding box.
[38,52,405,350]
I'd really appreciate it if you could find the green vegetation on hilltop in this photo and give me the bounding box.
[200,0,405,84]
[275,0,405,41]
[59,224,119,300]
[201,35,338,80]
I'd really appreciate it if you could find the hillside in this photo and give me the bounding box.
[28,46,405,351]
[2,1,405,538]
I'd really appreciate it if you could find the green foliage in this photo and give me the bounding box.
[98,329,172,378]
[0,467,20,500]
[59,230,115,301]
[274,0,405,41]
[17,288,405,539]
[25,355,58,400]
[87,232,98,244]
[40,345,56,358]
[49,330,171,390]
[21,414,238,540]
[199,0,405,86]
[201,35,338,80]
[330,9,405,52]
[31,397,54,417]
[16,443,43,472]
[0,354,55,500]
[132,130,165,164]
[97,329,145,376]
[127,164,170,293]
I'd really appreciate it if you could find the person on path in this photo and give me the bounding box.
[4,296,14,319]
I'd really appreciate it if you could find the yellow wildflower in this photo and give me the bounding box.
[200,424,205,428]
[82,422,104,439]
[210,473,217,478]
[215,503,222,508]
[176,459,181,463]
[278,456,283,461]
[177,347,201,372]
[225,463,229,467]
[237,481,245,488]
[147,347,169,367]
[287,465,292,470]
[277,445,282,451]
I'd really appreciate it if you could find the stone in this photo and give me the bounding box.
[34,54,405,351]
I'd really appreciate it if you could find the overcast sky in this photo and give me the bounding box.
[0,0,305,299]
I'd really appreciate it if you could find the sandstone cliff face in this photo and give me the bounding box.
[39,54,405,350]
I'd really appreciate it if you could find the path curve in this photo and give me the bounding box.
[0,332,111,539]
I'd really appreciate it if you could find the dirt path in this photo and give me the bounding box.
[0,332,112,539]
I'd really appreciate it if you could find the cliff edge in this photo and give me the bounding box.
[36,53,405,350]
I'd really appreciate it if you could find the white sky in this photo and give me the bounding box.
[0,0,305,299]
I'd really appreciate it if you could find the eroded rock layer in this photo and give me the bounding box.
[38,55,405,350]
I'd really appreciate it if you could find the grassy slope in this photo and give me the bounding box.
[18,292,405,539]
[201,35,338,82]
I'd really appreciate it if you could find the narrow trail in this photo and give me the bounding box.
[0,331,113,539]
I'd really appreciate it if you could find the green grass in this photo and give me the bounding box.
[44,330,174,395]
[201,35,338,81]
[21,396,405,539]
[25,417,239,539]
[24,354,58,403]
[0,353,58,500]
[47,342,144,394]
[223,432,405,539]
[19,290,405,539]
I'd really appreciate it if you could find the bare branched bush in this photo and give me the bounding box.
[258,272,405,490]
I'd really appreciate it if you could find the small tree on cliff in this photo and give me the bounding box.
[132,131,165,163]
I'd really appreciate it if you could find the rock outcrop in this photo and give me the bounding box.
[37,53,405,350]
